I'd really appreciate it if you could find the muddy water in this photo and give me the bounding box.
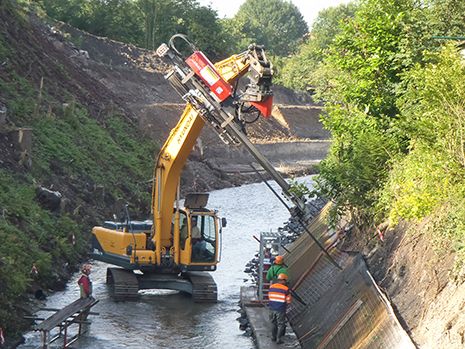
[21,176,313,349]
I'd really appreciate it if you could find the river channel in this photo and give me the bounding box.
[20,176,314,349]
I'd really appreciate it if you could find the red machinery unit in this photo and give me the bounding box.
[251,96,273,118]
[185,51,233,102]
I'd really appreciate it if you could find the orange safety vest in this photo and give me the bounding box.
[268,282,291,312]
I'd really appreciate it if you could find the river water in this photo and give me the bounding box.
[20,176,313,349]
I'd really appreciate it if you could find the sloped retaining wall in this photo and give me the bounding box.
[285,204,415,349]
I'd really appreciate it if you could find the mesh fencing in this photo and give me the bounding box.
[284,204,415,349]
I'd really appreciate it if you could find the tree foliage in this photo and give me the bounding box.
[43,0,144,45]
[277,3,357,90]
[381,46,465,223]
[379,45,465,271]
[42,0,229,57]
[42,0,311,58]
[281,0,465,242]
[426,0,465,38]
[226,0,308,56]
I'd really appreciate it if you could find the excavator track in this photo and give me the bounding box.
[185,272,218,303]
[106,268,139,301]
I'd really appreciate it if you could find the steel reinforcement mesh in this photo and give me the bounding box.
[284,204,415,349]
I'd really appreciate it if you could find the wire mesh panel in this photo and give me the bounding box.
[284,204,415,349]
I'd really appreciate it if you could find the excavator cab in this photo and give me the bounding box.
[177,193,221,268]
[178,210,219,266]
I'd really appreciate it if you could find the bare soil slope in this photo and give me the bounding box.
[341,222,465,348]
[54,22,329,190]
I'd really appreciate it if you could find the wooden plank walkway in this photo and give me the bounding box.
[34,297,97,331]
[33,297,98,349]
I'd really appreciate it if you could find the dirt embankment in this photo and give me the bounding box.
[54,22,329,192]
[341,221,465,348]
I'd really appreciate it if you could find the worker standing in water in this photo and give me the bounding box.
[78,264,93,298]
[266,255,288,284]
[268,273,292,344]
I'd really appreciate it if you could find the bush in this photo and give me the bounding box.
[379,45,465,269]
[314,104,401,225]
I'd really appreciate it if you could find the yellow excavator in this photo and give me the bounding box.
[90,34,306,302]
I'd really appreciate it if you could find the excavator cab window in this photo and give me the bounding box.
[178,211,188,250]
[191,214,216,263]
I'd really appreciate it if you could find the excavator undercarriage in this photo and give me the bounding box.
[106,268,218,302]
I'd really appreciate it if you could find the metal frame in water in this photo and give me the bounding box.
[257,232,282,301]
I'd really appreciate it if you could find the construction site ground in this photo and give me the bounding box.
[2,10,464,348]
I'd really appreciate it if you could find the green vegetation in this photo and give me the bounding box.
[0,170,85,296]
[33,107,155,200]
[276,3,356,90]
[0,2,158,334]
[41,0,232,58]
[281,0,465,272]
[380,46,465,271]
[39,0,309,59]
[224,0,308,56]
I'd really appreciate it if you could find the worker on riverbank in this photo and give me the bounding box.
[266,255,288,284]
[268,273,291,344]
[77,264,92,298]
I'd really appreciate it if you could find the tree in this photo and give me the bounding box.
[277,3,356,90]
[136,0,157,49]
[309,0,465,225]
[228,0,308,56]
[43,0,144,46]
[307,0,433,223]
[42,0,232,57]
[427,0,465,38]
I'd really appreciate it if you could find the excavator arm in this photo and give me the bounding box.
[151,104,204,266]
[152,37,279,266]
[153,35,306,266]
[90,35,308,302]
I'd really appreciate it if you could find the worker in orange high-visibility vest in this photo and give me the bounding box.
[268,273,291,344]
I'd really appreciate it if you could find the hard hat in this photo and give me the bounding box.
[277,273,288,281]
[274,255,284,265]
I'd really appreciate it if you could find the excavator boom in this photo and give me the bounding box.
[156,35,306,212]
[91,35,306,303]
